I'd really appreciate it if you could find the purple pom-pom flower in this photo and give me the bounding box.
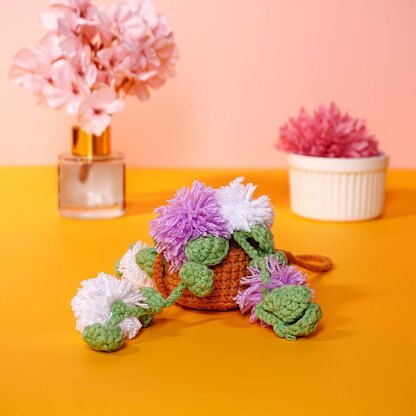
[235,257,312,326]
[149,181,230,271]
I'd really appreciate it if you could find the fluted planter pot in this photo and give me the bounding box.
[288,153,389,221]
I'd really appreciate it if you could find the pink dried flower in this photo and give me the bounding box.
[10,0,178,136]
[278,103,380,158]
[78,87,124,135]
[9,34,62,102]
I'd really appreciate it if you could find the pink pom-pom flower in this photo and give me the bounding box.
[277,103,380,158]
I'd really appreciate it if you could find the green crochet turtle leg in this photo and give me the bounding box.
[255,285,322,341]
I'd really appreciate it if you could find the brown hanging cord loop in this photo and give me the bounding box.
[281,251,333,273]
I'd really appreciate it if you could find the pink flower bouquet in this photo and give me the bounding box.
[10,0,178,135]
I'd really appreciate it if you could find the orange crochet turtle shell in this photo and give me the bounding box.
[152,242,251,311]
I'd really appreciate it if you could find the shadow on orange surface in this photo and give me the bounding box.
[313,281,367,342]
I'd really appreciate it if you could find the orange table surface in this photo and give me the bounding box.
[1,167,415,416]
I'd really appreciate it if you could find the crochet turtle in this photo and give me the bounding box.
[72,178,332,352]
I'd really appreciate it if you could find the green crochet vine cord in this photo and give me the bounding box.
[250,251,288,269]
[81,283,191,352]
[179,262,214,297]
[82,224,316,352]
[255,285,322,341]
[185,236,229,266]
[136,247,158,277]
[140,287,167,314]
[233,226,284,283]
[233,230,259,259]
[83,323,125,352]
[250,251,288,283]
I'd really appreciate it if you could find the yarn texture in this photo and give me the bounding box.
[135,247,158,277]
[255,285,322,340]
[235,256,308,326]
[83,324,125,352]
[153,241,250,310]
[71,177,332,352]
[149,181,230,271]
[185,236,229,266]
[179,262,214,297]
[117,241,154,288]
[217,177,275,232]
[71,273,148,339]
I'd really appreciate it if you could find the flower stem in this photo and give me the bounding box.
[164,282,186,308]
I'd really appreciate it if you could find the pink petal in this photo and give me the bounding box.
[107,98,124,114]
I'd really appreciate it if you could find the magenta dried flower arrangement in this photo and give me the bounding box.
[277,103,380,158]
[9,0,178,135]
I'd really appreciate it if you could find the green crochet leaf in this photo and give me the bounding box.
[185,236,229,266]
[136,247,158,277]
[233,225,275,261]
[250,225,275,255]
[261,285,312,324]
[255,285,322,341]
[273,303,322,341]
[179,262,214,297]
[82,323,125,352]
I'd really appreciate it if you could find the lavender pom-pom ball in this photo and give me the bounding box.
[149,181,230,271]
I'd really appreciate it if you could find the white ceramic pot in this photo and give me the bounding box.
[288,153,389,221]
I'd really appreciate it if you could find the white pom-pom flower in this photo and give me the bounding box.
[71,273,148,339]
[117,241,154,288]
[216,177,275,233]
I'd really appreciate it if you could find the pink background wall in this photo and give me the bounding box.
[0,0,415,168]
